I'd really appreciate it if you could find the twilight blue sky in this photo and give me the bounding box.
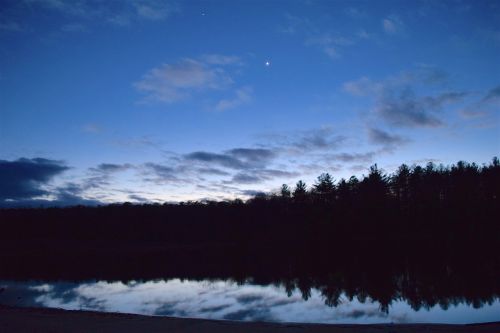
[0,0,499,206]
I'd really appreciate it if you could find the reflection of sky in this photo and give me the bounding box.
[1,279,499,324]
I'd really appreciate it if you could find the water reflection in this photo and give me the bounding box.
[1,279,499,324]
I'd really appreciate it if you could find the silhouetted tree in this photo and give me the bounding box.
[293,180,308,203]
[312,173,336,205]
[280,184,291,198]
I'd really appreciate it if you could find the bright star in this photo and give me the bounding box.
[265,61,270,66]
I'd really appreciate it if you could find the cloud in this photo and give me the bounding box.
[60,23,87,32]
[185,152,246,170]
[25,0,91,17]
[226,148,276,164]
[186,148,277,170]
[0,21,23,32]
[81,123,101,133]
[0,158,104,207]
[344,71,468,127]
[377,90,468,127]
[128,194,151,203]
[0,158,69,201]
[264,127,346,153]
[329,152,376,163]
[142,162,180,184]
[240,189,266,197]
[305,34,354,59]
[195,167,230,176]
[344,7,367,19]
[215,86,252,111]
[22,0,178,26]
[231,173,262,184]
[134,0,177,21]
[228,169,299,185]
[367,127,409,147]
[482,85,500,103]
[82,163,133,190]
[382,16,404,34]
[91,163,132,173]
[49,183,102,207]
[293,130,346,151]
[343,77,382,96]
[382,18,397,34]
[376,89,444,127]
[281,14,358,59]
[135,56,246,106]
[201,54,242,65]
[135,58,233,103]
[459,85,500,118]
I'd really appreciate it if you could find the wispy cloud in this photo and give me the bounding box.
[262,127,347,154]
[382,16,404,35]
[185,147,276,171]
[305,33,354,59]
[81,123,101,133]
[280,14,358,59]
[134,58,233,103]
[367,127,409,147]
[133,0,177,21]
[0,21,23,32]
[459,85,500,119]
[226,169,299,185]
[343,69,469,127]
[201,54,243,66]
[135,55,249,109]
[18,0,179,30]
[215,86,252,111]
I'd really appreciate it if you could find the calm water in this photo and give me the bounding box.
[1,279,499,324]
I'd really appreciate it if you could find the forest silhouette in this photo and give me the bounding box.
[1,158,499,311]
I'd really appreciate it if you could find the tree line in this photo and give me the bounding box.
[0,158,498,245]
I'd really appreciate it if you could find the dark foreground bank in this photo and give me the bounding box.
[1,306,499,333]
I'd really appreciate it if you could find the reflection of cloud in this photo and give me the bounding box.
[2,279,495,324]
[199,304,232,313]
[342,308,387,319]
[154,302,187,316]
[223,308,273,321]
[235,294,264,305]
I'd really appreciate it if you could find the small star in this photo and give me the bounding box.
[265,61,271,66]
[201,12,206,16]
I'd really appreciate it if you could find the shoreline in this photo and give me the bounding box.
[1,306,499,333]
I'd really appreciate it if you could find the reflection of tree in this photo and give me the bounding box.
[1,158,499,315]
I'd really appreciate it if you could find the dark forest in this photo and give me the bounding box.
[1,158,499,312]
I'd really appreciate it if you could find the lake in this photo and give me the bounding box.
[1,278,499,324]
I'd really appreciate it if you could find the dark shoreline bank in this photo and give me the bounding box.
[1,306,500,333]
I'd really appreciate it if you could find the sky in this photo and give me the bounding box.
[0,0,499,206]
